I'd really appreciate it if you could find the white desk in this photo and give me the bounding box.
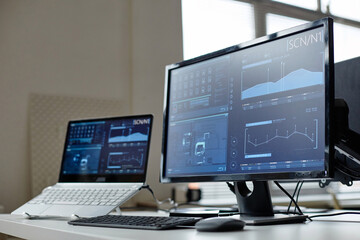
[1,211,360,240]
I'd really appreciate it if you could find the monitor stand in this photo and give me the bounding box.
[234,181,308,225]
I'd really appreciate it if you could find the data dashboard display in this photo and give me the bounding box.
[165,25,330,178]
[61,116,152,175]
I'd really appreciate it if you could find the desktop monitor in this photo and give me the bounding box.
[161,18,334,221]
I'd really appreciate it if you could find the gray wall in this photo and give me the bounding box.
[0,0,182,212]
[131,0,183,203]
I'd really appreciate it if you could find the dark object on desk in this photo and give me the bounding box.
[195,217,245,232]
[186,188,202,202]
[68,215,201,230]
[169,207,238,218]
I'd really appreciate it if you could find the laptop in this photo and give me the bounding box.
[12,114,153,218]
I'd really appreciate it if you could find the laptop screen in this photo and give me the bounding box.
[59,115,153,183]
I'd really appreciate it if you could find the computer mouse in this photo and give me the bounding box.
[195,217,245,232]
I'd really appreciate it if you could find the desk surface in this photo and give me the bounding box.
[2,211,360,240]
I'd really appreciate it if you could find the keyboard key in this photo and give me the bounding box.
[53,201,80,205]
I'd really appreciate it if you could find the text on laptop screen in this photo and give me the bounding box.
[62,116,152,175]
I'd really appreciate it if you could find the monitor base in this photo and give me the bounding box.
[234,181,308,225]
[239,214,308,226]
[234,181,274,217]
[169,207,238,218]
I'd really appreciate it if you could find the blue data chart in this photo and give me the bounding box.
[241,68,323,100]
[107,151,144,170]
[244,118,318,160]
[108,126,149,143]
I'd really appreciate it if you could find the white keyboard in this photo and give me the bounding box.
[28,187,136,206]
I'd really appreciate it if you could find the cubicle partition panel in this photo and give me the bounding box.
[29,93,125,197]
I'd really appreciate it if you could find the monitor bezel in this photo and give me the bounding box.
[161,18,334,183]
[59,114,153,183]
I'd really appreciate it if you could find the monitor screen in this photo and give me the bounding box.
[59,115,153,182]
[161,18,334,183]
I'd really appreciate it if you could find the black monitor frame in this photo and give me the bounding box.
[161,18,334,185]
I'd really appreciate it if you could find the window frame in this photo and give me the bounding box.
[237,0,360,38]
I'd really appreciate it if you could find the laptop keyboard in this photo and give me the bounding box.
[68,215,201,230]
[28,187,137,206]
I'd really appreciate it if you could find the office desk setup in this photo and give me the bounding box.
[1,210,360,240]
[3,17,360,240]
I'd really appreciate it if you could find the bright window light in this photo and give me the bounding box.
[182,0,254,60]
[322,0,360,22]
[272,0,318,10]
[266,13,308,34]
[334,23,360,62]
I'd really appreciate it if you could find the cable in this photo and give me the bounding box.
[309,211,360,220]
[295,181,304,212]
[226,182,235,194]
[274,181,304,215]
[288,181,304,214]
[287,181,300,213]
[296,181,304,203]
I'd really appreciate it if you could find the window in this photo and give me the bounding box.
[272,0,318,11]
[334,23,360,62]
[266,14,308,35]
[322,0,360,22]
[182,0,254,60]
[182,0,360,62]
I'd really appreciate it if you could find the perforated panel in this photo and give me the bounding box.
[29,93,125,196]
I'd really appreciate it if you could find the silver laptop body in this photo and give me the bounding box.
[12,115,153,218]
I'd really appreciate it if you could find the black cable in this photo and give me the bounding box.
[290,181,304,214]
[287,181,300,213]
[295,181,304,208]
[226,182,235,194]
[309,211,360,220]
[274,181,304,215]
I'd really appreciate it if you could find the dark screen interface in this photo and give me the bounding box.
[166,26,326,177]
[62,117,152,175]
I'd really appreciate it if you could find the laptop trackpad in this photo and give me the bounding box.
[41,205,80,217]
[12,204,51,216]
